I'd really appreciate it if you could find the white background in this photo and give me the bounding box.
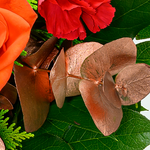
[133,38,150,150]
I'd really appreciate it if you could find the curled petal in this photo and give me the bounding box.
[50,49,66,108]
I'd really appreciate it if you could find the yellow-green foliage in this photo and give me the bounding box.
[0,109,34,150]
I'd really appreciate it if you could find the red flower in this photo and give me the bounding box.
[38,0,115,40]
[0,0,37,90]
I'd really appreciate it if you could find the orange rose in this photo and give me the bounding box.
[0,0,37,90]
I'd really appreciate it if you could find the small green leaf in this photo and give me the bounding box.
[20,50,27,56]
[14,61,23,67]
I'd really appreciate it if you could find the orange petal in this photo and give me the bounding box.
[0,63,13,91]
[0,8,31,70]
[79,79,122,136]
[0,0,37,27]
[0,13,8,48]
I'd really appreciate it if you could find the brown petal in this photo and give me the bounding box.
[0,138,5,150]
[40,48,59,69]
[103,72,121,108]
[0,95,13,110]
[22,36,58,68]
[0,83,17,105]
[14,64,51,132]
[115,63,150,105]
[50,49,66,108]
[79,79,122,136]
[80,38,136,81]
[66,42,102,96]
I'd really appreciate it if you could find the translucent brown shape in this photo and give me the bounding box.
[50,49,66,108]
[22,36,58,68]
[79,79,122,136]
[0,83,17,104]
[0,138,5,150]
[65,42,103,96]
[115,63,150,105]
[80,38,136,81]
[14,37,57,132]
[0,95,13,110]
[14,65,50,132]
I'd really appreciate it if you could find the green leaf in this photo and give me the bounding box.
[84,0,150,44]
[136,41,150,65]
[136,25,150,40]
[27,0,38,10]
[22,96,150,150]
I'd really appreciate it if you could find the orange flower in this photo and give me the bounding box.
[0,0,37,90]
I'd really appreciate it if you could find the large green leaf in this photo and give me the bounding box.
[84,0,150,44]
[136,41,150,65]
[22,96,150,150]
[136,25,150,40]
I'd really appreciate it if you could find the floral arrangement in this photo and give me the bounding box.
[0,0,150,149]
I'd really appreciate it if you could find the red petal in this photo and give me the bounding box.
[38,0,85,40]
[82,1,115,32]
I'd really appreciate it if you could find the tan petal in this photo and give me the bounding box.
[50,49,66,108]
[66,42,102,96]
[115,63,150,105]
[79,79,122,136]
[103,72,121,108]
[0,138,5,150]
[107,38,137,75]
[80,38,136,81]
